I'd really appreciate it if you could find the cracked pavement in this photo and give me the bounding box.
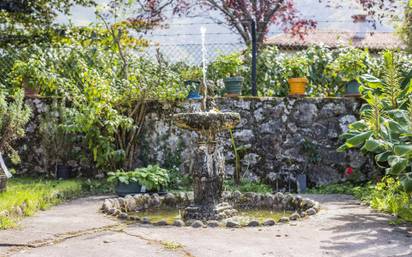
[0,194,411,257]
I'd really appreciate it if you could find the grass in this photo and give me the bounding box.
[0,178,113,229]
[223,179,272,193]
[308,180,412,223]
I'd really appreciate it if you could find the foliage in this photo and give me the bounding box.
[370,177,412,221]
[0,177,114,229]
[229,129,251,185]
[338,51,412,192]
[0,0,96,47]
[400,0,412,52]
[107,165,169,191]
[326,48,370,83]
[224,179,272,193]
[240,46,412,97]
[5,26,186,170]
[167,166,192,191]
[308,182,373,201]
[283,54,309,78]
[0,89,31,164]
[309,178,412,222]
[208,52,244,79]
[37,100,77,176]
[180,66,203,82]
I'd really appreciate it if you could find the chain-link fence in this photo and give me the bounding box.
[0,29,407,97]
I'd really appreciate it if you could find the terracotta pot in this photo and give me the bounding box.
[22,78,39,98]
[288,77,308,96]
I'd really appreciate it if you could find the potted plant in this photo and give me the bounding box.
[181,67,203,100]
[284,55,309,96]
[209,53,244,96]
[22,78,40,98]
[108,165,169,197]
[0,89,31,192]
[328,48,369,97]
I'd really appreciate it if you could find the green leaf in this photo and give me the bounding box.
[386,155,409,175]
[400,173,412,192]
[361,139,385,153]
[348,121,368,131]
[376,151,392,163]
[345,131,373,148]
[393,144,412,156]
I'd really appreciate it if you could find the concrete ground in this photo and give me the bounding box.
[0,194,411,257]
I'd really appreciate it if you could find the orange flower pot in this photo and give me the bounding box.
[288,77,308,96]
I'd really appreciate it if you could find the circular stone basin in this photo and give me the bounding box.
[101,191,320,228]
[173,112,241,132]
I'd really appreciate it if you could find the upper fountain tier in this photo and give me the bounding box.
[173,112,240,133]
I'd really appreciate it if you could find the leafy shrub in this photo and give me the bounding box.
[208,52,244,79]
[338,51,412,192]
[167,166,192,191]
[107,165,169,191]
[0,89,31,164]
[370,177,412,220]
[283,54,309,78]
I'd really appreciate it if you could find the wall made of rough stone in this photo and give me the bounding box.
[137,97,376,189]
[16,97,376,189]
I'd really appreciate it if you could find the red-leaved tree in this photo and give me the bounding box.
[115,0,402,46]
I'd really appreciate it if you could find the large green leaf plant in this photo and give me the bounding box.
[338,51,412,192]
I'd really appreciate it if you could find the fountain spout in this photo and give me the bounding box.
[200,26,208,112]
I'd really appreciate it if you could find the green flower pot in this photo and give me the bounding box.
[115,182,143,197]
[224,76,243,96]
[345,80,360,97]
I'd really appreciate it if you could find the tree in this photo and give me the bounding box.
[123,0,402,47]
[0,0,96,46]
[199,0,316,46]
[400,0,412,52]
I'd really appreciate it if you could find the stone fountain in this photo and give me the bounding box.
[172,26,242,221]
[173,111,240,220]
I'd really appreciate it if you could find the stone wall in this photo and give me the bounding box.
[137,97,376,189]
[16,97,376,189]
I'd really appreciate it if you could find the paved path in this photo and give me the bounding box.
[0,194,411,257]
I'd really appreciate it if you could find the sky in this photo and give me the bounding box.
[55,0,402,64]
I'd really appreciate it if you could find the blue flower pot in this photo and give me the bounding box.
[185,80,202,100]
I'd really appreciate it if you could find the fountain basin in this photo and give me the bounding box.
[173,112,240,132]
[101,191,321,228]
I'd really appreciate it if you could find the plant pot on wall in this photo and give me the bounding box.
[344,80,361,97]
[115,182,143,197]
[288,77,308,96]
[185,80,202,100]
[22,78,39,98]
[224,76,243,96]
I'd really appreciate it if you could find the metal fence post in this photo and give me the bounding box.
[251,19,257,96]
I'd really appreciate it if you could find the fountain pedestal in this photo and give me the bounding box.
[173,112,240,221]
